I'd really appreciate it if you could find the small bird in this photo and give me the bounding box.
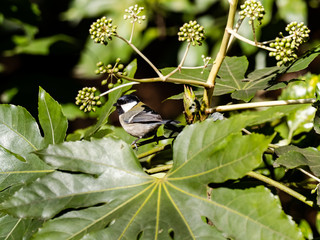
[113,95,179,148]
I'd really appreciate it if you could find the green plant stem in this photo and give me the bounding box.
[137,145,170,159]
[247,171,314,207]
[129,22,135,43]
[165,42,191,79]
[115,73,212,88]
[227,28,276,52]
[203,0,239,107]
[99,82,140,97]
[299,168,320,183]
[206,98,316,113]
[116,34,165,79]
[146,164,173,174]
[227,18,244,50]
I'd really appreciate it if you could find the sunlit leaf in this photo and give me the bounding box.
[0,105,44,156]
[0,104,52,201]
[5,35,75,56]
[0,214,43,240]
[38,87,68,146]
[0,115,301,239]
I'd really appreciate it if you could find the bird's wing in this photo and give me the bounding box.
[128,110,163,123]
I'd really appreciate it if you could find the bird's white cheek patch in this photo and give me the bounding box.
[121,101,137,112]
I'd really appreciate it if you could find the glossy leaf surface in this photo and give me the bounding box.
[0,116,302,239]
[38,87,68,146]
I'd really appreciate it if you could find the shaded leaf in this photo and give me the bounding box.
[5,35,75,56]
[160,66,210,83]
[275,145,320,176]
[38,87,68,146]
[214,56,284,102]
[287,45,320,73]
[0,104,51,202]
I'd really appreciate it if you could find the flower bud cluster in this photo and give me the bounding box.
[95,59,127,88]
[239,0,265,25]
[75,87,102,112]
[89,17,117,45]
[285,21,310,46]
[201,55,211,66]
[269,22,310,66]
[178,20,205,46]
[124,4,146,24]
[201,55,211,73]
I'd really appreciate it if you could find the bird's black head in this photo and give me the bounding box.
[113,95,140,114]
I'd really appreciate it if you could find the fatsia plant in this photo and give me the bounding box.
[2,0,320,239]
[0,88,304,239]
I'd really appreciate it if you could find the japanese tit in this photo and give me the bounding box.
[113,95,179,148]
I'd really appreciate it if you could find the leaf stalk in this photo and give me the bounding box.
[203,0,239,107]
[206,98,316,113]
[247,171,314,207]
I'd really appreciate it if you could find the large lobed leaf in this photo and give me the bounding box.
[0,115,302,239]
[162,48,320,103]
[0,104,51,202]
[0,214,43,240]
[0,87,68,202]
[214,56,285,102]
[0,105,44,156]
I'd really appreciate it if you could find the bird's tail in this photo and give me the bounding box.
[163,120,183,137]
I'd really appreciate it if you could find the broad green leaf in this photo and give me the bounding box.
[241,104,304,127]
[275,145,320,176]
[84,59,137,138]
[0,214,43,240]
[214,56,284,102]
[287,45,320,73]
[0,147,51,202]
[38,87,68,145]
[298,219,313,240]
[0,105,44,156]
[0,116,301,239]
[0,104,51,201]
